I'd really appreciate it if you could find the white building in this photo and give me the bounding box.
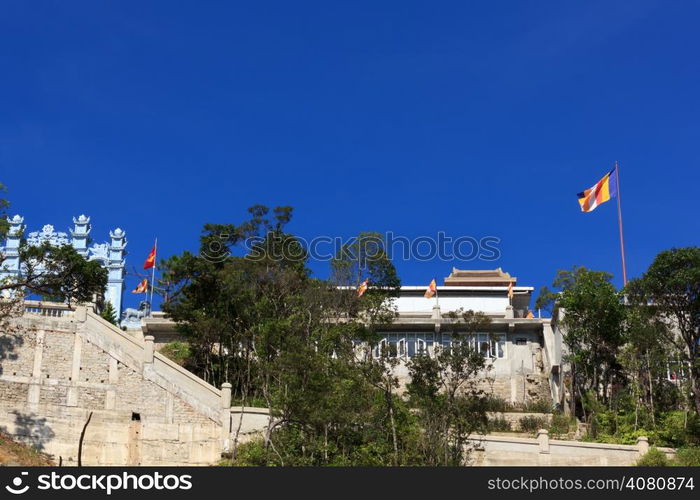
[375,268,563,406]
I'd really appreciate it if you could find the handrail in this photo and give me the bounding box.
[470,433,675,453]
[153,350,221,401]
[84,309,222,418]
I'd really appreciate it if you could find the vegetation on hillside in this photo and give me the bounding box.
[159,206,491,465]
[537,248,700,451]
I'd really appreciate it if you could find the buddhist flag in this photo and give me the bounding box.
[132,279,148,294]
[143,243,157,269]
[577,168,618,213]
[357,279,369,297]
[507,281,514,300]
[424,279,437,299]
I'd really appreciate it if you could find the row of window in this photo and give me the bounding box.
[366,333,507,359]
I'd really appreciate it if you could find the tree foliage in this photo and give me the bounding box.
[100,301,118,326]
[537,267,626,416]
[1,242,108,304]
[539,254,700,448]
[407,310,491,465]
[626,247,700,415]
[162,206,497,466]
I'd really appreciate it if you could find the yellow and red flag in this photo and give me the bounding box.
[507,281,514,300]
[577,168,618,212]
[357,279,369,297]
[143,243,157,269]
[424,279,437,299]
[132,279,148,294]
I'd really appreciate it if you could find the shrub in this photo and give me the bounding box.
[657,411,700,448]
[519,416,547,434]
[548,413,575,438]
[228,438,272,466]
[673,446,700,466]
[522,399,553,413]
[159,341,191,367]
[488,417,512,432]
[636,447,669,467]
[483,395,510,412]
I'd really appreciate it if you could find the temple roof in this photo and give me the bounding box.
[443,267,516,287]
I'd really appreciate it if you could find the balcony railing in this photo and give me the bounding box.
[23,300,76,318]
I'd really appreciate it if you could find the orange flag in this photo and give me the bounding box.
[143,243,157,269]
[526,310,534,319]
[357,279,369,297]
[424,279,437,299]
[132,279,148,294]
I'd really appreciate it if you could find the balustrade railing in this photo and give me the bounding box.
[23,301,76,318]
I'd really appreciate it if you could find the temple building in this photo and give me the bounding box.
[0,215,127,316]
[375,268,562,406]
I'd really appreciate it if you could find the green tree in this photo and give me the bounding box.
[3,242,108,304]
[626,247,700,415]
[537,267,626,417]
[330,231,401,325]
[99,301,118,326]
[407,310,491,465]
[160,206,412,465]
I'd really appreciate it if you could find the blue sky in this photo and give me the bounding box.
[1,1,698,312]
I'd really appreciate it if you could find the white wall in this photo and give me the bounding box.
[392,295,509,313]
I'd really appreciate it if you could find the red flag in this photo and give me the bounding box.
[424,279,437,299]
[132,279,148,294]
[357,279,369,297]
[143,243,157,269]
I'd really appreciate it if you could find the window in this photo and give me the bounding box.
[397,338,407,358]
[473,333,505,359]
[441,334,452,352]
[491,334,505,358]
[416,338,427,356]
[375,338,388,358]
[371,333,448,358]
[479,341,490,357]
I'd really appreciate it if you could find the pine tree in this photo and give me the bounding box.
[100,301,118,326]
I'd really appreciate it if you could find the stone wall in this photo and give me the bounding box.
[0,304,226,465]
[470,432,675,466]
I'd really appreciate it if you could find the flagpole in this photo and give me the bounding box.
[149,238,157,316]
[615,161,628,286]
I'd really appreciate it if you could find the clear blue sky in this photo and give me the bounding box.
[1,1,698,312]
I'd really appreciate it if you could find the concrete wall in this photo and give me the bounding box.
[228,407,272,446]
[470,432,675,466]
[391,295,509,314]
[219,407,676,467]
[0,302,226,465]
